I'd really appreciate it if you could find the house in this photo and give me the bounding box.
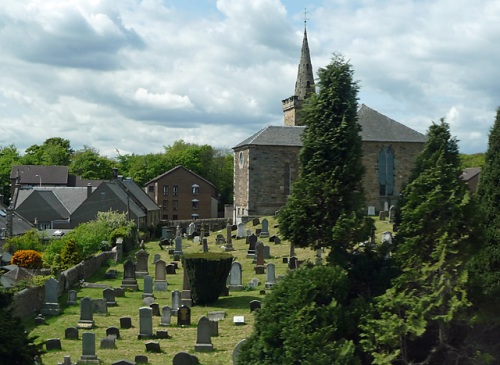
[0,208,34,248]
[232,27,427,218]
[144,166,218,221]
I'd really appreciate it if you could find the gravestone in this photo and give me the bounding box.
[112,360,135,365]
[115,237,124,261]
[254,241,265,274]
[77,297,94,329]
[181,267,192,307]
[246,229,252,237]
[233,339,247,365]
[160,305,172,326]
[67,290,77,305]
[156,329,169,338]
[228,261,244,291]
[237,222,245,239]
[263,245,271,259]
[135,355,148,364]
[202,238,209,253]
[207,311,226,321]
[45,338,62,351]
[224,222,234,251]
[174,236,183,256]
[209,319,219,336]
[172,290,181,315]
[92,298,108,314]
[143,275,154,298]
[252,218,260,226]
[260,218,270,238]
[173,352,198,365]
[247,234,257,258]
[187,222,196,236]
[382,231,393,244]
[80,332,99,364]
[35,314,46,325]
[119,316,132,329]
[265,263,276,289]
[65,327,79,340]
[250,300,261,312]
[288,256,298,270]
[143,296,155,306]
[194,316,213,352]
[114,287,125,297]
[367,206,376,216]
[153,253,161,264]
[315,248,323,265]
[154,260,167,291]
[57,355,73,365]
[166,263,176,275]
[233,316,245,325]
[121,259,138,290]
[177,305,191,326]
[41,277,61,315]
[103,288,117,306]
[100,335,116,349]
[106,326,120,339]
[289,243,296,258]
[145,341,161,353]
[104,269,117,279]
[150,302,160,316]
[274,236,281,245]
[138,306,153,339]
[135,249,150,278]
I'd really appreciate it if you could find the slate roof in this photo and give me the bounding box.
[10,165,69,185]
[461,167,481,181]
[233,104,427,149]
[15,187,94,214]
[104,182,146,218]
[144,165,217,189]
[120,179,159,212]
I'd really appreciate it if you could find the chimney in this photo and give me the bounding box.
[113,167,118,179]
[87,183,92,198]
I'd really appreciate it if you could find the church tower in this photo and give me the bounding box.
[282,26,315,126]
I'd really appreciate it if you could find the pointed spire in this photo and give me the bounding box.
[294,26,315,100]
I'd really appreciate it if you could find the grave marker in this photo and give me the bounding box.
[194,316,213,352]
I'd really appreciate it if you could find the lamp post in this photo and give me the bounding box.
[35,174,42,187]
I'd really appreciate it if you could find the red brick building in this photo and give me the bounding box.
[144,166,218,221]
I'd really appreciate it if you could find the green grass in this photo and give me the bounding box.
[30,215,393,365]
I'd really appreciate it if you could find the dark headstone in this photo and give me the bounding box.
[166,264,176,275]
[194,316,213,352]
[134,355,148,364]
[252,218,260,226]
[112,360,135,365]
[250,300,261,312]
[104,269,117,279]
[150,303,160,316]
[65,327,79,340]
[35,314,46,325]
[120,316,132,329]
[173,351,199,365]
[145,341,161,353]
[100,335,116,349]
[260,289,266,295]
[156,329,169,339]
[45,338,62,351]
[282,257,288,264]
[177,305,191,326]
[114,287,126,297]
[106,326,120,339]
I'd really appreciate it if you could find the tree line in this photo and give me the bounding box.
[0,139,234,209]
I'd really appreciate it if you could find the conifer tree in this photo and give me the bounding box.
[278,54,371,265]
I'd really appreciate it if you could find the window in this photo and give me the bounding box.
[173,185,178,196]
[284,162,291,195]
[162,200,168,211]
[192,184,199,195]
[191,214,199,220]
[192,199,199,210]
[239,152,244,168]
[172,214,178,221]
[162,214,168,220]
[379,146,395,196]
[148,185,154,192]
[173,200,178,210]
[163,185,169,195]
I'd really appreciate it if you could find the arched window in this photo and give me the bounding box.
[192,184,199,195]
[379,146,394,196]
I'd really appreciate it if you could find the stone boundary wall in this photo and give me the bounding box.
[11,286,44,319]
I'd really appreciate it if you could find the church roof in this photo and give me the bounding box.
[233,104,426,149]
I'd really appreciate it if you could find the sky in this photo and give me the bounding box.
[1,0,499,158]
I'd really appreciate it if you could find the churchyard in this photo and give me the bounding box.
[27,216,393,365]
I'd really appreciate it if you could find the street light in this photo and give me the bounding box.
[35,174,42,187]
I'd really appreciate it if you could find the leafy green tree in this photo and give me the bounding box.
[362,121,478,364]
[21,137,73,166]
[69,146,115,180]
[238,265,362,365]
[0,144,21,204]
[460,153,485,169]
[4,228,43,253]
[278,54,369,265]
[0,291,44,364]
[59,239,83,270]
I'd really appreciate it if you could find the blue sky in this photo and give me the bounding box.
[1,0,498,157]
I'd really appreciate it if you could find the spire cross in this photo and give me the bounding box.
[304,8,308,28]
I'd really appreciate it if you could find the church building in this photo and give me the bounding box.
[233,28,427,218]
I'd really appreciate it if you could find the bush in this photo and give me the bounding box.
[3,229,43,253]
[60,239,83,270]
[11,250,43,269]
[182,252,233,305]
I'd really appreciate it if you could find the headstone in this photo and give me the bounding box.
[65,327,79,340]
[138,306,153,339]
[194,316,213,352]
[115,237,124,261]
[80,332,99,363]
[153,253,161,264]
[100,335,116,349]
[233,339,247,365]
[150,302,160,317]
[233,316,245,325]
[254,241,265,274]
[119,316,132,329]
[106,326,120,339]
[143,296,155,306]
[103,288,117,306]
[174,236,183,256]
[382,231,393,244]
[156,329,169,338]
[282,257,288,264]
[104,269,117,279]
[177,305,191,326]
[145,341,161,353]
[92,298,108,314]
[45,338,62,351]
[379,210,387,220]
[265,263,276,289]
[121,259,138,290]
[202,238,209,253]
[252,218,260,226]
[288,256,298,270]
[207,311,226,321]
[263,245,271,259]
[246,229,252,237]
[35,314,46,325]
[187,222,196,236]
[160,305,172,326]
[367,206,376,216]
[135,249,150,278]
[135,355,148,364]
[67,290,78,305]
[289,243,295,258]
[247,234,257,258]
[228,261,244,291]
[250,300,261,312]
[143,275,154,298]
[181,267,192,308]
[77,297,94,329]
[57,355,73,365]
[260,218,269,238]
[112,360,135,365]
[172,290,181,314]
[236,222,245,238]
[224,222,234,251]
[41,277,61,315]
[209,320,219,337]
[173,352,198,365]
[166,263,176,275]
[114,287,125,297]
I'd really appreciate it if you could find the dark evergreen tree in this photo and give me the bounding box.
[0,291,44,364]
[278,54,371,266]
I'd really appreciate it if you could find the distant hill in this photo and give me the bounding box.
[460,153,485,169]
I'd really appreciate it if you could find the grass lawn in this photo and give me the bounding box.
[29,215,393,365]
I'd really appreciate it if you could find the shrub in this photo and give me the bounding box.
[11,250,43,269]
[182,252,233,305]
[3,229,43,253]
[60,239,83,270]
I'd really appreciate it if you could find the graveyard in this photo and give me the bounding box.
[26,216,393,365]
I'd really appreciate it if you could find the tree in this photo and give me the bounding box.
[362,121,478,364]
[22,137,73,166]
[0,291,44,364]
[0,144,21,204]
[69,146,115,180]
[278,54,370,265]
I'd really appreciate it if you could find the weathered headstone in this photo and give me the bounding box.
[103,288,117,306]
[209,319,219,337]
[100,335,116,349]
[145,341,161,353]
[173,351,198,365]
[106,326,120,339]
[112,360,135,365]
[160,305,172,326]
[166,263,176,275]
[41,277,61,315]
[92,298,108,315]
[121,259,138,291]
[194,316,213,352]
[154,260,168,291]
[263,245,271,259]
[156,329,169,339]
[260,218,269,238]
[114,287,125,297]
[274,236,281,245]
[233,339,247,365]
[135,355,148,364]
[153,253,161,264]
[143,296,155,306]
[67,290,77,305]
[289,243,296,258]
[254,241,265,274]
[367,206,376,216]
[138,306,153,339]
[207,311,226,321]
[80,332,99,363]
[237,222,245,239]
[382,231,393,244]
[57,355,73,365]
[150,302,160,317]
[233,316,245,325]
[265,263,276,289]
[252,218,260,226]
[288,256,298,270]
[177,305,191,326]
[202,238,209,253]
[224,222,234,251]
[135,249,150,278]
[250,300,261,312]
[119,316,132,329]
[315,248,323,265]
[77,297,94,329]
[187,222,196,236]
[143,275,154,298]
[104,269,117,279]
[65,327,79,340]
[45,338,62,351]
[228,261,244,291]
[174,235,183,256]
[247,234,257,258]
[35,314,46,325]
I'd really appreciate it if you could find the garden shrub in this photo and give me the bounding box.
[3,229,43,253]
[11,250,43,269]
[182,252,233,305]
[60,239,83,270]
